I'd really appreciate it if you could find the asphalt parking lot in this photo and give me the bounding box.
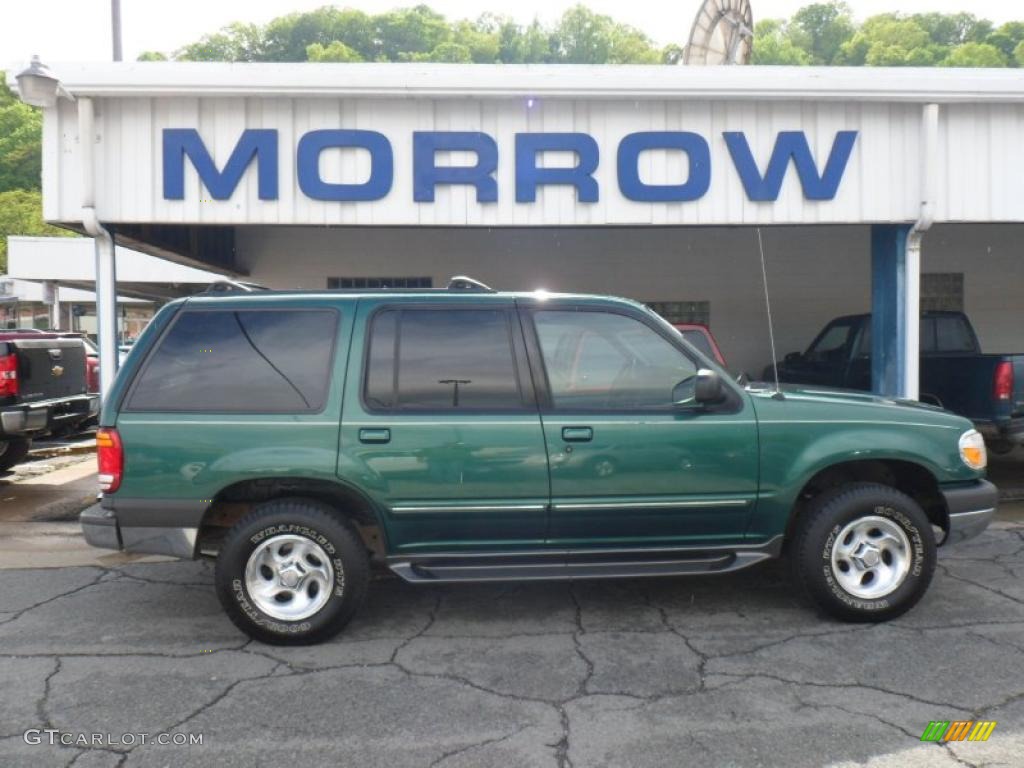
[1,519,1022,768]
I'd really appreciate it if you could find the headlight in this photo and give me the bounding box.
[958,429,987,470]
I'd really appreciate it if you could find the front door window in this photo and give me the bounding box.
[534,310,697,411]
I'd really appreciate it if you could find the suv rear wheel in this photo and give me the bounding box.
[790,482,936,622]
[214,498,369,645]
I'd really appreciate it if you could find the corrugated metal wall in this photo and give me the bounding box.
[46,96,1024,226]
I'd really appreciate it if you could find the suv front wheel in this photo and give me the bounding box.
[790,482,937,622]
[214,498,370,645]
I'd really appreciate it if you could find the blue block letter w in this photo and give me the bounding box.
[724,130,857,202]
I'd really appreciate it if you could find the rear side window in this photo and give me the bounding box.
[364,308,525,411]
[923,315,976,353]
[127,309,338,412]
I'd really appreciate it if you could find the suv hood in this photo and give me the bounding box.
[747,382,966,421]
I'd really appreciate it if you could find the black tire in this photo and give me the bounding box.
[987,439,1016,456]
[0,438,32,471]
[214,498,370,645]
[789,482,936,622]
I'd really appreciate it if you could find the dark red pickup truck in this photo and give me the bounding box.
[0,331,99,470]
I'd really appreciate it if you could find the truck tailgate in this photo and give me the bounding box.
[1009,356,1024,419]
[1,339,89,402]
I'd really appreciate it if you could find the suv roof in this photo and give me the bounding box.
[188,276,648,311]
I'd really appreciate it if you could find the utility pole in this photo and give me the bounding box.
[111,0,123,61]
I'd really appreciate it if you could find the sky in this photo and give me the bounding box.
[2,0,1022,64]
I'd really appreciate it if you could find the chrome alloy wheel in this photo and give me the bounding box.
[830,515,911,599]
[244,534,334,621]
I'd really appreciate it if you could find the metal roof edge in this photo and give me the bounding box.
[6,62,1024,103]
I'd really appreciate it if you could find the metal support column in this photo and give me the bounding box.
[95,232,118,394]
[871,224,917,399]
[78,96,119,399]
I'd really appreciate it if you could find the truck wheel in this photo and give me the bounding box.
[0,438,32,471]
[987,439,1016,456]
[789,483,936,622]
[214,498,369,645]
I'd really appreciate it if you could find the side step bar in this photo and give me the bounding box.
[387,537,782,584]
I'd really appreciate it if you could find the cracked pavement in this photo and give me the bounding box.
[1,522,1023,768]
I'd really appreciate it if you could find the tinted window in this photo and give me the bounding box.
[535,310,697,410]
[365,309,524,410]
[679,329,714,359]
[928,316,975,353]
[806,319,857,361]
[128,309,337,412]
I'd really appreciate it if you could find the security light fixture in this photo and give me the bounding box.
[15,55,71,107]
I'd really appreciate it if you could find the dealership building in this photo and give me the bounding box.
[8,62,1024,395]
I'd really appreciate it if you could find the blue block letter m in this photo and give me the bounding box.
[163,129,279,200]
[724,130,857,202]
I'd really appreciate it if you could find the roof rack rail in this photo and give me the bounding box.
[202,280,269,295]
[447,275,495,293]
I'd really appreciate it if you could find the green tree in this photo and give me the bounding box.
[608,23,660,63]
[0,190,76,272]
[552,5,613,63]
[838,15,941,66]
[176,22,263,61]
[306,41,363,62]
[420,41,472,63]
[789,2,855,64]
[136,51,168,61]
[259,8,377,61]
[986,22,1024,64]
[377,5,451,61]
[752,19,812,65]
[450,19,500,62]
[913,12,992,47]
[942,41,1008,67]
[0,74,42,193]
[551,5,658,64]
[1016,40,1024,66]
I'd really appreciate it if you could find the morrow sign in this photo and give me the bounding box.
[162,129,859,205]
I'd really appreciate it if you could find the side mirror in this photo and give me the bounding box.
[784,351,803,364]
[673,369,725,408]
[694,369,725,404]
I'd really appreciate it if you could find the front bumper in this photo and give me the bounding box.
[0,394,99,436]
[941,480,998,545]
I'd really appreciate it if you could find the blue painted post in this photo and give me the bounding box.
[870,224,912,397]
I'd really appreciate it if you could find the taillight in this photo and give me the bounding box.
[86,358,99,393]
[994,361,1014,402]
[96,427,123,493]
[0,353,18,397]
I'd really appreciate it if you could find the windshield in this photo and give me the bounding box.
[805,318,858,362]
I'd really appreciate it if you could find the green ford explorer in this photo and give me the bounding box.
[81,277,997,645]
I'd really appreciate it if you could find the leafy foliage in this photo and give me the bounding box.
[0,74,43,193]
[147,3,1024,70]
[0,190,77,272]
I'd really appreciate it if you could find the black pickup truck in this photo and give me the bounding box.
[768,311,1024,453]
[0,332,99,470]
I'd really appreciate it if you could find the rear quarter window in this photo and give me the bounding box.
[126,308,338,413]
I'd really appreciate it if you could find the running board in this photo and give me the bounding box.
[387,539,781,584]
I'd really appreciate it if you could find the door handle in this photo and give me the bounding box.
[358,428,391,444]
[561,426,593,442]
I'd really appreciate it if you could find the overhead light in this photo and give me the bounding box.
[15,55,71,108]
